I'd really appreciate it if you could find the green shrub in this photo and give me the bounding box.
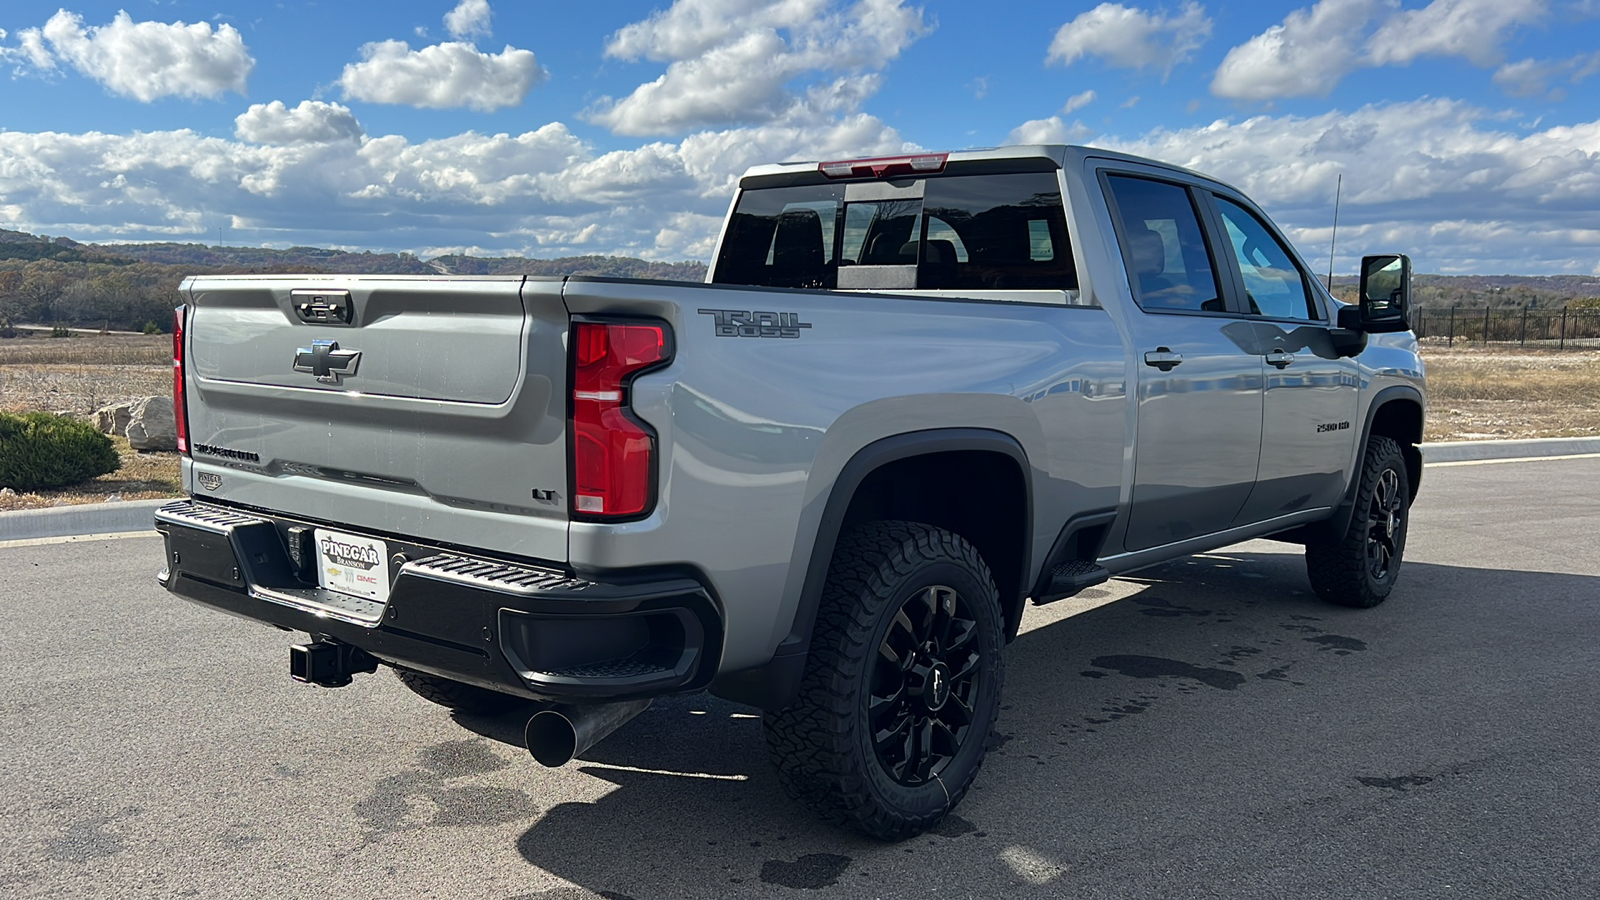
[142,320,164,334]
[49,325,71,338]
[0,411,120,492]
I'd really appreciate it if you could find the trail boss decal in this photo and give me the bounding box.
[698,309,812,339]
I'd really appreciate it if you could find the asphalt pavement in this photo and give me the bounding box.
[1,456,1597,899]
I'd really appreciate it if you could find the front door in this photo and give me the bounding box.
[1206,195,1359,523]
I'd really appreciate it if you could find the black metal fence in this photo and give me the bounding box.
[1411,306,1600,349]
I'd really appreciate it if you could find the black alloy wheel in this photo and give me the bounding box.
[764,521,1004,841]
[1366,466,1405,582]
[1306,435,1411,608]
[869,583,984,786]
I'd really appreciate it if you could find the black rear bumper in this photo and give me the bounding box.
[154,500,721,702]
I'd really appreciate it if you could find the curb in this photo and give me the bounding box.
[0,498,169,542]
[1420,436,1600,463]
[2,437,1598,544]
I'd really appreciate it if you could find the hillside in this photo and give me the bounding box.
[92,241,708,281]
[5,223,1599,335]
[0,228,708,334]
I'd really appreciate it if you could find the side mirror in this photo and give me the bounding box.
[1357,254,1411,333]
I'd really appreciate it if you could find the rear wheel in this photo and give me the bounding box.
[764,521,1005,841]
[1306,435,1411,608]
[393,668,533,716]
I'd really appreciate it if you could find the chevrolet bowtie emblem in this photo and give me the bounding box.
[293,339,362,384]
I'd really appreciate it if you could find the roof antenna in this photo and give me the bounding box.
[1326,173,1342,291]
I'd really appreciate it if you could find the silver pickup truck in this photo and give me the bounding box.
[155,144,1425,839]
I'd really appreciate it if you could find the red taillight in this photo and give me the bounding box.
[570,320,668,519]
[818,153,948,179]
[173,305,189,456]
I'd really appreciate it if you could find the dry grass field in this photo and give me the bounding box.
[2,332,1598,510]
[1420,340,1600,441]
[1,334,179,510]
[0,334,170,417]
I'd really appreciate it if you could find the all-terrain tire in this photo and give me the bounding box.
[393,668,532,716]
[763,521,1005,841]
[1306,435,1412,608]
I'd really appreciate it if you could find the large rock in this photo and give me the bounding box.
[94,401,135,436]
[126,396,177,451]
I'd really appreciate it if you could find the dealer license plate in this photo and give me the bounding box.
[314,528,391,603]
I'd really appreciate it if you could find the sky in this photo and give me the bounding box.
[1,0,1598,275]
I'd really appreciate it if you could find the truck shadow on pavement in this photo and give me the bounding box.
[451,548,1600,899]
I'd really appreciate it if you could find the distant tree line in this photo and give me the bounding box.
[0,228,708,334]
[1330,273,1600,309]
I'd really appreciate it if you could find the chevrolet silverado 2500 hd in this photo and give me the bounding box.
[155,144,1425,839]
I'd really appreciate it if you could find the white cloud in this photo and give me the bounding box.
[444,0,494,40]
[1006,117,1095,145]
[14,10,253,101]
[1099,98,1600,273]
[1493,51,1600,98]
[1211,0,1379,100]
[0,103,913,261]
[339,40,542,111]
[0,25,57,72]
[235,101,365,145]
[1494,57,1562,97]
[1046,3,1212,77]
[588,0,930,136]
[4,76,1599,276]
[1213,0,1551,102]
[605,0,830,61]
[1060,90,1097,115]
[1366,0,1547,68]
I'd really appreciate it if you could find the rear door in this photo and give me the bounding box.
[1102,170,1265,552]
[183,276,571,562]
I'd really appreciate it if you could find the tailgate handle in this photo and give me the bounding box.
[292,289,353,325]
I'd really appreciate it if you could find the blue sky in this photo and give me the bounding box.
[1,0,1598,274]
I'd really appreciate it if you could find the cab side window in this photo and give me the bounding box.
[1105,175,1222,313]
[1213,197,1320,320]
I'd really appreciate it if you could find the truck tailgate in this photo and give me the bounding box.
[182,275,570,562]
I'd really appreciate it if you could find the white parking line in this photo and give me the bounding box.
[1427,452,1600,468]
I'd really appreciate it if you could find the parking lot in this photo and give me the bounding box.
[3,456,1597,899]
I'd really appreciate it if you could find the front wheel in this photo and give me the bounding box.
[1306,435,1412,608]
[763,521,1005,841]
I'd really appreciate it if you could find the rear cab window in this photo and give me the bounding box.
[711,171,1076,295]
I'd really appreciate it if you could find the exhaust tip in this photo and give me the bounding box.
[525,710,580,767]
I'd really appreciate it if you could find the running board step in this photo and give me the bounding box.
[1033,559,1110,605]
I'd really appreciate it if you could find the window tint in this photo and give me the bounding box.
[1214,197,1318,319]
[848,199,921,266]
[711,172,1076,291]
[713,184,843,289]
[918,172,1075,289]
[925,216,969,262]
[1105,175,1222,313]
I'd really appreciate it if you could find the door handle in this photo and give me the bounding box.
[1265,350,1295,369]
[1143,348,1183,371]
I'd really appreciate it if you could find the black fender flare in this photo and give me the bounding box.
[1321,385,1425,540]
[710,428,1033,710]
